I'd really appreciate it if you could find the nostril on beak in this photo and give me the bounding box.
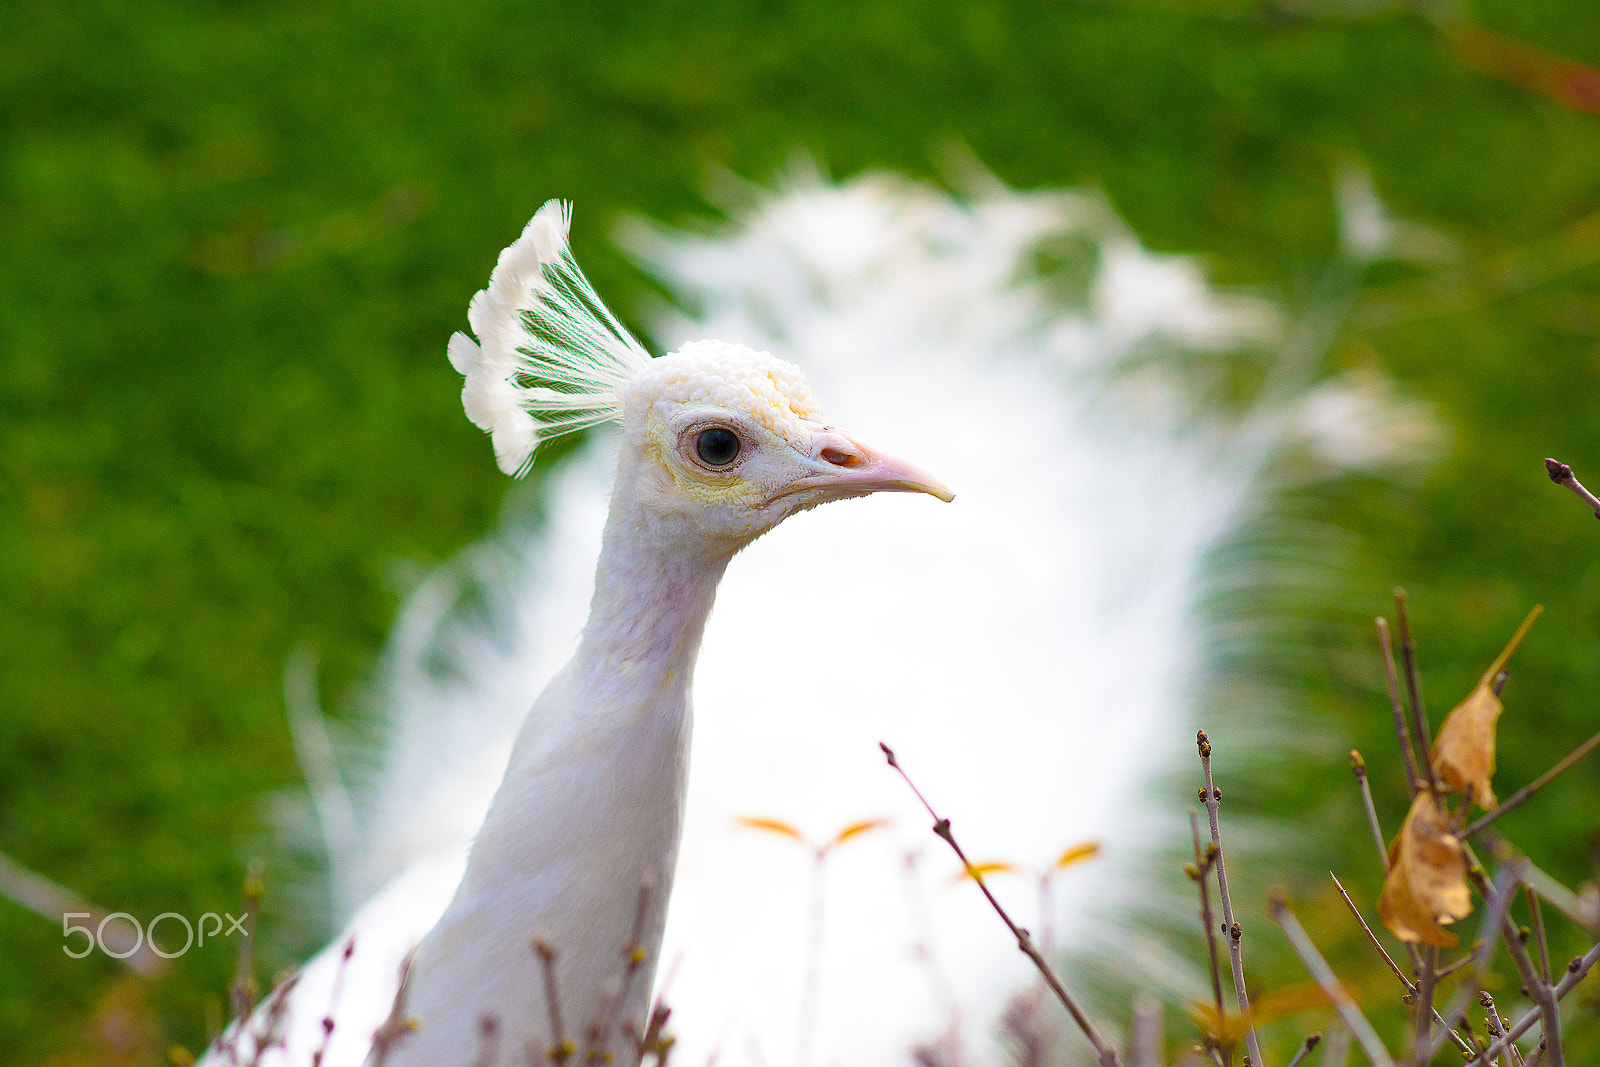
[820,446,864,469]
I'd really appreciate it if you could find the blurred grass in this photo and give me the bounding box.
[2,0,1598,1061]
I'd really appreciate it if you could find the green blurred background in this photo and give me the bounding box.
[2,0,1597,1062]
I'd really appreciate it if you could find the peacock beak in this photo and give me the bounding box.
[777,431,955,504]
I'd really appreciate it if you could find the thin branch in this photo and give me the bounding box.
[1376,618,1422,795]
[1393,589,1441,795]
[311,938,356,1067]
[369,951,418,1067]
[1329,871,1474,1058]
[1197,731,1262,1067]
[1351,751,1423,976]
[1435,948,1483,981]
[1189,809,1227,1055]
[1350,752,1392,874]
[1425,862,1520,1061]
[1546,458,1600,518]
[470,1014,500,1067]
[1414,945,1438,1063]
[1463,728,1600,838]
[1269,894,1396,1067]
[582,882,653,1064]
[1331,873,1409,988]
[1479,991,1524,1067]
[1527,887,1551,985]
[1130,991,1164,1067]
[231,860,265,1028]
[879,742,1120,1066]
[1286,1034,1323,1067]
[534,939,573,1064]
[1470,943,1600,1066]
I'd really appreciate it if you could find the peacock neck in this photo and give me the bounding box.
[574,485,732,701]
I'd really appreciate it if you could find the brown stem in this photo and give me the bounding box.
[879,742,1120,1066]
[1377,618,1423,795]
[1527,887,1551,985]
[1546,458,1600,518]
[231,860,265,1028]
[1463,728,1600,839]
[1190,809,1227,1058]
[1286,1034,1323,1067]
[534,940,573,1064]
[1393,589,1441,796]
[1269,894,1396,1067]
[1470,943,1600,1066]
[1197,732,1262,1067]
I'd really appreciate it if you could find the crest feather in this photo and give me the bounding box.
[450,200,654,476]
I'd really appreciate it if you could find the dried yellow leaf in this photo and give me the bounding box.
[1378,791,1472,947]
[1430,605,1542,809]
[1054,841,1101,870]
[828,818,890,849]
[1189,982,1334,1045]
[733,816,805,842]
[955,861,1017,883]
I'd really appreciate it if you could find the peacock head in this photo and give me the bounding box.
[617,339,951,550]
[447,199,950,553]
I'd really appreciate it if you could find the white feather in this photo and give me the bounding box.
[451,199,654,476]
[225,171,1439,1067]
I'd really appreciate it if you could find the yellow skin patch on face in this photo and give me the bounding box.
[630,340,827,507]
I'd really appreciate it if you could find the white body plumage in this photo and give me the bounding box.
[203,203,950,1065]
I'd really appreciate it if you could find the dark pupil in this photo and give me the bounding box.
[696,427,740,466]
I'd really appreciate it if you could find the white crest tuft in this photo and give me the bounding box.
[449,200,655,476]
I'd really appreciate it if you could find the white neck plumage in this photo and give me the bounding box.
[389,466,734,1064]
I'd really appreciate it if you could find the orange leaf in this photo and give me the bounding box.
[955,861,1017,883]
[1054,841,1101,870]
[1378,791,1473,948]
[1189,983,1335,1046]
[1431,605,1542,809]
[827,818,889,850]
[733,816,805,843]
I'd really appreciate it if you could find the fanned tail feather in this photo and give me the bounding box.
[450,199,655,476]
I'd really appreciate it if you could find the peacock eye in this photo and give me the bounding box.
[695,426,741,467]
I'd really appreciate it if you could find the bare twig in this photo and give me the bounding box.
[879,742,1119,1066]
[1393,589,1441,796]
[1435,948,1483,981]
[1414,945,1438,1062]
[1463,728,1600,839]
[1546,458,1600,518]
[1197,731,1262,1067]
[0,851,168,978]
[1330,870,1472,1058]
[1459,858,1563,1066]
[1527,887,1551,985]
[311,938,356,1067]
[369,951,418,1067]
[1376,618,1422,794]
[630,1000,673,1067]
[1269,894,1396,1067]
[1188,809,1227,1054]
[1469,943,1600,1066]
[1286,1033,1322,1067]
[470,1014,500,1067]
[534,940,573,1064]
[1425,862,1520,1061]
[1130,992,1164,1067]
[1350,752,1393,875]
[582,883,653,1064]
[1330,873,1410,988]
[231,860,265,1027]
[1350,750,1424,977]
[1480,991,1524,1067]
